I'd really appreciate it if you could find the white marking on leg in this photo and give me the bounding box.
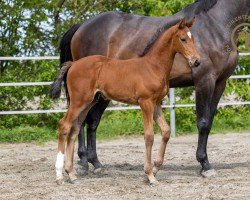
[55,151,64,179]
[187,31,192,39]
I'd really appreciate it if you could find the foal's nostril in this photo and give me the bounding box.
[194,60,200,67]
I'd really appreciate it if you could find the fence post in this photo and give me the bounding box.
[169,88,176,137]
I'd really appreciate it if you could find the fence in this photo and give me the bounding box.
[0,53,250,137]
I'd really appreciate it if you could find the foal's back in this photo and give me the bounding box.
[67,54,164,104]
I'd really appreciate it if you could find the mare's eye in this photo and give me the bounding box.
[180,38,186,42]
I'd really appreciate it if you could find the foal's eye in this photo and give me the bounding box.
[180,38,186,42]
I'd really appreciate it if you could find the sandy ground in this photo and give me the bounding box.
[0,132,249,200]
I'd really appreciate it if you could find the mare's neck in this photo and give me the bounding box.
[207,0,249,32]
[144,29,176,76]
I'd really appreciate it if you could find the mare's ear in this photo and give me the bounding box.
[186,17,195,28]
[178,19,186,29]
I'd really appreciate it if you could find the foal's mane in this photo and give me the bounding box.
[139,0,218,57]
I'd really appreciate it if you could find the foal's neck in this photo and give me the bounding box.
[144,29,176,77]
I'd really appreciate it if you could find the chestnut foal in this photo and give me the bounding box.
[51,19,200,185]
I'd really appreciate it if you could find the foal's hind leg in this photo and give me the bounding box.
[65,105,94,183]
[152,105,170,176]
[56,105,83,184]
[55,93,95,184]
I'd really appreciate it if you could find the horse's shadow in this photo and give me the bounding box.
[107,161,249,170]
[88,161,250,179]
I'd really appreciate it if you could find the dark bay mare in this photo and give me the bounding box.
[52,20,199,185]
[58,0,250,177]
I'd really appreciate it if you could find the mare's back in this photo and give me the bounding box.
[72,11,182,59]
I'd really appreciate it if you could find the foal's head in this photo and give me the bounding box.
[172,19,200,68]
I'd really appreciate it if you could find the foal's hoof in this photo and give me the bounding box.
[201,169,217,178]
[152,167,159,176]
[67,173,79,184]
[150,180,159,187]
[56,178,64,185]
[69,178,80,184]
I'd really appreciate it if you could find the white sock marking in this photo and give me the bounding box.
[55,151,64,178]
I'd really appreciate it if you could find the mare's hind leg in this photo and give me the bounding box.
[77,124,89,175]
[77,95,109,174]
[152,104,170,176]
[86,96,110,172]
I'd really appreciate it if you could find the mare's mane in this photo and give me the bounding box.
[139,0,218,57]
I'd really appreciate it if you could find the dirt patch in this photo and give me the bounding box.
[0,133,249,200]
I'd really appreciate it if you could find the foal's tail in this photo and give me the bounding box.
[50,61,72,100]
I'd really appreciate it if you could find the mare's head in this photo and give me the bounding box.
[172,19,200,68]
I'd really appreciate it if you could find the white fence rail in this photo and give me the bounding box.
[0,53,249,137]
[0,52,249,61]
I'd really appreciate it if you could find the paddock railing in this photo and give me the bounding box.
[1,52,250,137]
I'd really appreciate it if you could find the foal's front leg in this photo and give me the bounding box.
[139,100,158,185]
[152,104,170,175]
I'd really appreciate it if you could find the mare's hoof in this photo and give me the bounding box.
[201,169,217,178]
[56,178,64,185]
[150,180,159,187]
[76,162,89,176]
[93,167,108,175]
[93,167,102,174]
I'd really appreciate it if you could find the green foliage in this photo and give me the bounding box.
[0,126,57,143]
[134,0,193,16]
[0,0,249,142]
[1,105,249,143]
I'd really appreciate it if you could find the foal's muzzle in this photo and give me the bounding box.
[188,57,201,68]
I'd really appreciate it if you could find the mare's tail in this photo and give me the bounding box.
[50,61,72,99]
[58,24,81,104]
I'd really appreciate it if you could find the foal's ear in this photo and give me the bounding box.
[178,17,195,29]
[178,19,186,29]
[186,17,195,28]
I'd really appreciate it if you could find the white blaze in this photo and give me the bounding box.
[55,151,64,177]
[187,31,192,39]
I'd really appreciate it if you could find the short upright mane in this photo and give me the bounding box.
[139,24,173,57]
[139,0,218,57]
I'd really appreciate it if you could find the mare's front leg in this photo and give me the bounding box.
[139,99,158,185]
[198,77,228,177]
[152,104,170,176]
[195,75,216,177]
